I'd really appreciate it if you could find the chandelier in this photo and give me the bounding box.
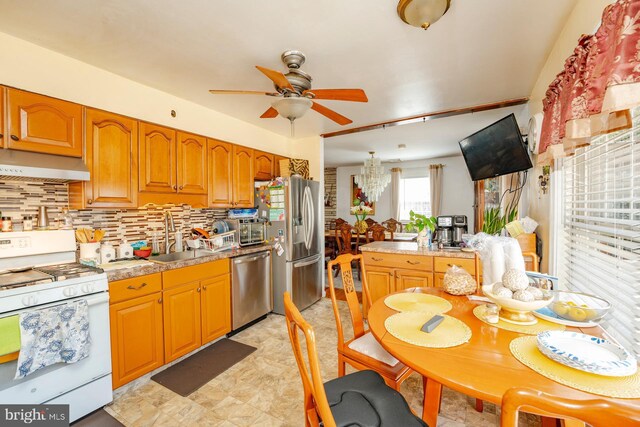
[354,152,391,202]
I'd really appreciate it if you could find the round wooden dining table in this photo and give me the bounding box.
[367,287,640,427]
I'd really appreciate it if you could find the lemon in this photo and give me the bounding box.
[553,302,569,316]
[569,307,587,321]
[566,301,576,307]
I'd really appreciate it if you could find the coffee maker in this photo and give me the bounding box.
[452,215,468,247]
[435,216,453,247]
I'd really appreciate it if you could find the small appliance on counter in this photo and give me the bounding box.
[452,215,468,247]
[435,216,453,247]
[226,209,266,247]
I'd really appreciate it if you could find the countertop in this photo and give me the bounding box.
[105,244,273,281]
[359,241,477,259]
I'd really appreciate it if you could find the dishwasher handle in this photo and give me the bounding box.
[233,251,270,264]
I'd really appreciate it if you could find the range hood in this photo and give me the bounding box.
[0,149,90,182]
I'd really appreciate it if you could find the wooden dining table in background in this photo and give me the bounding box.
[324,230,417,242]
[367,287,640,427]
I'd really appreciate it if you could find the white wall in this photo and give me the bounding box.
[0,31,292,156]
[336,154,474,226]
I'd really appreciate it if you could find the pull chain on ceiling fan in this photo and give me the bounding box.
[209,50,368,135]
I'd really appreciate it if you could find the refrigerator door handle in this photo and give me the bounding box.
[307,186,315,250]
[302,186,311,250]
[293,254,322,268]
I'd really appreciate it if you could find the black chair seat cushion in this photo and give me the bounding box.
[323,370,427,427]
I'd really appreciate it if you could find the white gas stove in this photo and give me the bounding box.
[0,230,112,422]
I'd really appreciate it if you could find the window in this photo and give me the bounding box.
[560,109,640,358]
[399,175,430,220]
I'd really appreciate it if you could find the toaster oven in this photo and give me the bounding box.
[226,218,266,247]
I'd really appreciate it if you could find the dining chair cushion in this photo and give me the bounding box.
[347,332,399,367]
[324,370,427,427]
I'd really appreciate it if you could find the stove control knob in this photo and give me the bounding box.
[63,287,78,297]
[81,283,95,293]
[22,295,38,306]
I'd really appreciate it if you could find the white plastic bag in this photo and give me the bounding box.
[443,265,477,296]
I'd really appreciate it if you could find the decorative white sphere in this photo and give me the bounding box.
[492,282,505,294]
[513,289,535,302]
[502,269,529,292]
[495,287,514,299]
[527,286,544,300]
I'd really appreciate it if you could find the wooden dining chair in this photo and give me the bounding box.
[364,218,377,228]
[327,253,417,392]
[284,292,427,427]
[334,218,347,229]
[382,218,403,233]
[334,223,362,279]
[501,387,640,427]
[369,223,387,242]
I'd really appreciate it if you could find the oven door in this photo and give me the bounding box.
[249,222,265,245]
[0,292,111,405]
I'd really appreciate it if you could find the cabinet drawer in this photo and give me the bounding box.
[434,257,476,274]
[162,259,230,289]
[109,273,162,303]
[363,253,433,271]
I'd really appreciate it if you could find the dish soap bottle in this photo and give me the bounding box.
[151,230,161,256]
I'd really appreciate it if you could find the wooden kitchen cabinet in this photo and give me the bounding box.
[0,87,4,148]
[201,274,231,344]
[109,273,164,389]
[254,150,274,180]
[395,269,433,290]
[365,267,394,305]
[138,122,176,193]
[69,109,138,209]
[274,154,288,177]
[6,89,83,157]
[207,139,233,207]
[163,280,202,362]
[177,132,207,195]
[232,145,254,207]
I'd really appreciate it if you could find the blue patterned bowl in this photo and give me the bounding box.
[537,331,637,377]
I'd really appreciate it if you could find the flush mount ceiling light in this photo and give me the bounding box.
[354,152,391,202]
[397,0,451,30]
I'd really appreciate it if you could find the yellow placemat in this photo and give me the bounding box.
[384,293,452,314]
[510,336,640,398]
[384,311,471,348]
[473,304,565,335]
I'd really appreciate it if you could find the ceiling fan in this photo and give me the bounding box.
[209,50,368,128]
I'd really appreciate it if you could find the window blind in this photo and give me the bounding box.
[561,112,640,357]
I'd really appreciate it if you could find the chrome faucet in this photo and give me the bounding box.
[164,211,176,254]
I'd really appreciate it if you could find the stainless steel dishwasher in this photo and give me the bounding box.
[231,250,272,330]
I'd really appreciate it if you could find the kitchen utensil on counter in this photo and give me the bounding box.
[133,248,152,258]
[191,227,210,239]
[75,228,105,243]
[37,206,49,229]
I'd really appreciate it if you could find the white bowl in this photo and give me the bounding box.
[482,284,553,325]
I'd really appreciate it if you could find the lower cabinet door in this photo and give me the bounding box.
[364,267,394,316]
[434,272,446,288]
[201,274,231,344]
[163,281,202,363]
[110,293,164,389]
[395,269,433,291]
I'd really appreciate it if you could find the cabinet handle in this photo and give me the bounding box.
[158,298,163,304]
[87,199,93,205]
[173,185,177,190]
[197,287,201,292]
[203,286,207,291]
[0,133,3,139]
[10,134,19,141]
[127,282,147,290]
[179,186,183,190]
[372,257,383,261]
[406,260,421,265]
[447,263,458,268]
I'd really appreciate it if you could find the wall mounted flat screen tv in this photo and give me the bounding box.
[458,114,533,181]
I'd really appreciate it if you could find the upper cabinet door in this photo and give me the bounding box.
[207,139,233,207]
[177,132,207,195]
[274,154,287,177]
[138,122,176,193]
[85,108,138,208]
[254,150,274,181]
[0,87,5,148]
[7,89,83,157]
[232,145,254,207]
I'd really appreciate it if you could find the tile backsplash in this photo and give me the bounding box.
[0,181,228,249]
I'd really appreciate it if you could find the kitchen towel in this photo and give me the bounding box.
[0,315,20,356]
[15,300,91,379]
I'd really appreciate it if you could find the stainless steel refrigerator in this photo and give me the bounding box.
[255,176,322,314]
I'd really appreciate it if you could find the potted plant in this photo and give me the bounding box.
[350,202,373,233]
[482,206,518,236]
[405,210,437,248]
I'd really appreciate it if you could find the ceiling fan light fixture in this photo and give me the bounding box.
[397,0,451,30]
[272,97,313,122]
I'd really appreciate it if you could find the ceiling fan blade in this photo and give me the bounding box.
[209,90,280,96]
[260,107,279,118]
[304,89,368,102]
[311,102,353,125]
[255,66,294,91]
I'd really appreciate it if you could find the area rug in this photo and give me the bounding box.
[71,409,124,426]
[151,338,256,396]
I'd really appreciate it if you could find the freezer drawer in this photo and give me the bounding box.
[289,253,322,312]
[231,251,272,330]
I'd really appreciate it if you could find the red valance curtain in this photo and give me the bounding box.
[538,0,640,164]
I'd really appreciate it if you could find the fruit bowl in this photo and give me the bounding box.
[549,291,610,323]
[133,248,152,258]
[482,284,554,325]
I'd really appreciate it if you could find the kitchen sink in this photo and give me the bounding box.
[148,250,214,264]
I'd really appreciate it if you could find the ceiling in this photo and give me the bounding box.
[0,0,576,140]
[324,104,530,167]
